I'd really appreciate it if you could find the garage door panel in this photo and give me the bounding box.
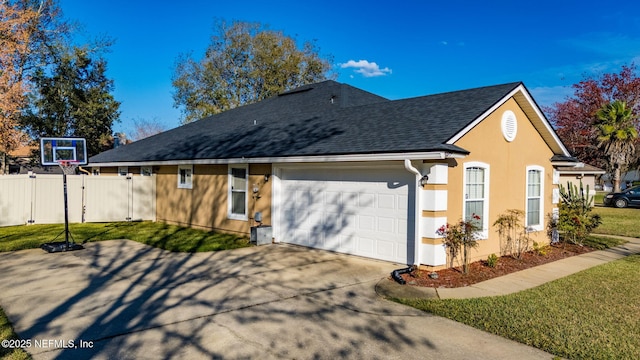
[378,194,395,209]
[358,215,375,231]
[377,217,395,233]
[279,167,412,264]
[359,192,375,208]
[376,240,395,258]
[398,219,407,235]
[293,229,310,246]
[357,237,375,255]
[324,190,342,206]
[397,194,408,211]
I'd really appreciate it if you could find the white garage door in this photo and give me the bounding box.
[278,166,414,264]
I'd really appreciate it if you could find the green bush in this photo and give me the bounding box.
[486,253,499,268]
[551,181,602,245]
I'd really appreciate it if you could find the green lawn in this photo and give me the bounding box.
[0,221,251,253]
[394,206,640,360]
[0,307,30,360]
[591,205,640,238]
[397,255,640,359]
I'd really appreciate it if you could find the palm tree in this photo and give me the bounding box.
[595,100,639,193]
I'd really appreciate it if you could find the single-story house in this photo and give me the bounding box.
[556,163,605,197]
[90,80,579,268]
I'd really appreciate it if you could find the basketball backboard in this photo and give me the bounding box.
[40,137,88,165]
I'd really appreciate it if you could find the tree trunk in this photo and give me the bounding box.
[463,244,469,274]
[0,152,6,175]
[614,167,621,193]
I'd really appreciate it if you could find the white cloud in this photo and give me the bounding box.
[340,59,392,77]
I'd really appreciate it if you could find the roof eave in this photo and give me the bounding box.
[88,150,468,167]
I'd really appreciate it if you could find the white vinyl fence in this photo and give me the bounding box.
[0,174,156,227]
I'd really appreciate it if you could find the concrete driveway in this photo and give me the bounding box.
[0,240,553,359]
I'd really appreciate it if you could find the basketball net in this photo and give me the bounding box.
[58,160,79,175]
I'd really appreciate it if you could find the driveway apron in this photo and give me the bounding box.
[0,240,553,359]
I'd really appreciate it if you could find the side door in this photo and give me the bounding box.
[627,187,640,207]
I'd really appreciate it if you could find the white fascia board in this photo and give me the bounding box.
[89,151,466,167]
[515,86,572,157]
[559,170,607,176]
[446,84,572,157]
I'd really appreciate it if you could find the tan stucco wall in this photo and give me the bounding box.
[559,174,598,198]
[445,98,556,262]
[156,164,272,235]
[97,167,118,175]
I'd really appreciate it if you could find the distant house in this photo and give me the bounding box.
[4,142,63,175]
[556,163,605,197]
[90,80,579,268]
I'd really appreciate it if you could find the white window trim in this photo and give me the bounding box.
[228,164,249,221]
[526,165,545,231]
[463,161,490,239]
[177,164,193,189]
[118,166,128,176]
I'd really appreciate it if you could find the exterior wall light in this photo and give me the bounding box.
[419,175,429,187]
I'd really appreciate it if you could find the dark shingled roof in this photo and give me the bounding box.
[90,80,524,164]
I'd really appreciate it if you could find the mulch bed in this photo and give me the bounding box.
[398,243,594,288]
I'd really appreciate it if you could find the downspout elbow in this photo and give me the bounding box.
[404,159,421,177]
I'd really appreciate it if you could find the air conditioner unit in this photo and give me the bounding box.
[250,226,272,245]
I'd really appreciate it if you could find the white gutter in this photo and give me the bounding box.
[404,159,422,266]
[89,151,467,168]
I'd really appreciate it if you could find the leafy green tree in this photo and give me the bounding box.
[172,20,335,124]
[595,100,638,192]
[546,64,640,170]
[20,46,120,157]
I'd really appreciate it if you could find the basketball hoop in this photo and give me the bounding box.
[40,159,84,253]
[58,160,80,175]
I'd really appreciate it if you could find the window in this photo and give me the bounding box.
[177,165,193,189]
[526,166,544,231]
[118,166,128,176]
[464,162,489,238]
[92,167,100,176]
[228,165,248,220]
[141,166,152,176]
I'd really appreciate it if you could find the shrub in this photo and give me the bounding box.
[493,209,532,259]
[486,253,499,268]
[437,215,482,274]
[553,181,602,245]
[533,241,549,256]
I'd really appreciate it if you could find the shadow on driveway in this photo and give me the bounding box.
[0,240,552,359]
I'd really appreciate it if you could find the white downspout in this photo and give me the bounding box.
[404,159,422,266]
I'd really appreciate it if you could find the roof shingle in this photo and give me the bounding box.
[90,80,524,164]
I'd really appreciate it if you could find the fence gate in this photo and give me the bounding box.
[0,174,156,227]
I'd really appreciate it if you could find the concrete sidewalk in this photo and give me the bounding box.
[376,235,640,300]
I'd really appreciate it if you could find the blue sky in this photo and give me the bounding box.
[59,0,640,136]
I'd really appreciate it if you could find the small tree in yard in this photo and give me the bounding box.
[493,209,532,259]
[437,214,481,274]
[595,100,638,193]
[551,181,602,245]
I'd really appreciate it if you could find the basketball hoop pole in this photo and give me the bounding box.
[62,166,71,248]
[40,160,83,253]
